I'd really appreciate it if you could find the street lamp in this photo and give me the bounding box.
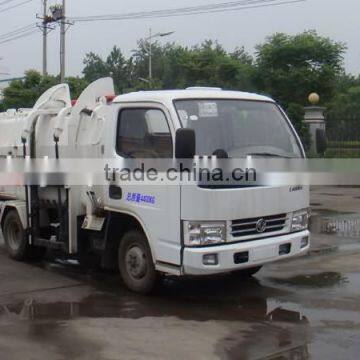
[145,29,175,81]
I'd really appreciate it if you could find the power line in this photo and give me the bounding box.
[0,23,36,40]
[0,0,33,14]
[0,0,19,7]
[0,0,305,49]
[71,0,305,22]
[72,0,272,21]
[0,28,38,45]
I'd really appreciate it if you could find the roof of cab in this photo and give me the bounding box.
[112,88,274,104]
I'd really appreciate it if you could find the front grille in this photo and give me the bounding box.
[231,213,287,238]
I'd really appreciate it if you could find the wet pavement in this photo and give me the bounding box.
[0,186,359,359]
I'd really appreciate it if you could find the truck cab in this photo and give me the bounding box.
[0,79,310,293]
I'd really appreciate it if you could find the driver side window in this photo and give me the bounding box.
[116,108,173,158]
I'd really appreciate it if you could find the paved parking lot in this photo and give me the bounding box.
[0,186,359,359]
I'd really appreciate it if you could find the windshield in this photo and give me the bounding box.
[174,99,303,158]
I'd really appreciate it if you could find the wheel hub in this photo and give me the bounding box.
[125,246,147,279]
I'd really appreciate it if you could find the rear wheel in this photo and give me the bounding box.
[118,230,157,294]
[2,210,46,261]
[232,266,262,278]
[3,210,29,260]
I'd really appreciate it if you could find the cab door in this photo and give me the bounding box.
[104,103,182,267]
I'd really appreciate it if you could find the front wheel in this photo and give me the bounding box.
[118,230,157,294]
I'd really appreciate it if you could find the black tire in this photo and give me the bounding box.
[2,210,46,261]
[232,266,262,278]
[3,210,30,260]
[118,230,157,294]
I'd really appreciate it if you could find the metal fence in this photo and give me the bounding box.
[326,125,360,158]
[321,217,360,238]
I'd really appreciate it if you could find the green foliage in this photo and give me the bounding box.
[166,41,254,91]
[2,31,357,159]
[334,72,360,94]
[83,40,255,93]
[326,86,360,141]
[328,141,360,149]
[254,31,346,108]
[83,46,129,93]
[66,76,89,98]
[326,139,360,158]
[325,148,360,158]
[2,70,56,109]
[1,70,88,109]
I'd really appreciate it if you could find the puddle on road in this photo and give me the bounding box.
[220,320,310,360]
[0,297,311,360]
[0,237,358,358]
[269,272,349,288]
[0,275,312,360]
[0,276,285,323]
[1,265,359,359]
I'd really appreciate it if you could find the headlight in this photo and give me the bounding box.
[291,209,309,232]
[183,221,226,246]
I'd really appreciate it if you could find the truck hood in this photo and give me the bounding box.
[181,185,309,220]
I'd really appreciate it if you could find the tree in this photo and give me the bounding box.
[2,70,56,109]
[254,31,346,108]
[128,40,255,91]
[66,76,89,98]
[82,52,108,82]
[1,70,88,110]
[164,40,254,90]
[83,46,129,93]
[327,86,360,141]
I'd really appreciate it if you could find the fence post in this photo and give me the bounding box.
[303,93,326,155]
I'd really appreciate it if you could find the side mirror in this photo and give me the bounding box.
[175,128,196,159]
[316,128,327,155]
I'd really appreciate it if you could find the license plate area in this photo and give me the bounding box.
[252,245,277,261]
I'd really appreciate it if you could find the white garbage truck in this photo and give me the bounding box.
[0,78,310,293]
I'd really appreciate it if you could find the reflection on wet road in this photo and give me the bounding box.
[0,267,311,360]
[1,252,360,360]
[1,185,360,359]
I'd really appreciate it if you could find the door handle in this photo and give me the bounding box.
[109,185,122,200]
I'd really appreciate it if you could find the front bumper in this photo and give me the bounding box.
[183,230,310,275]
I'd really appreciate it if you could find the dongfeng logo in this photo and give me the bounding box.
[256,219,267,233]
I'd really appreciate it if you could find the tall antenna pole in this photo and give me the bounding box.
[60,0,66,82]
[42,0,48,76]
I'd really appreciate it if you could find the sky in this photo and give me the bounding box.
[0,0,359,79]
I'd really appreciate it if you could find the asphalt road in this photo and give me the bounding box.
[0,186,359,360]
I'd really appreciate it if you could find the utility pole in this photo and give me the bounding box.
[42,0,48,76]
[47,2,72,82]
[60,0,66,83]
[148,28,152,80]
